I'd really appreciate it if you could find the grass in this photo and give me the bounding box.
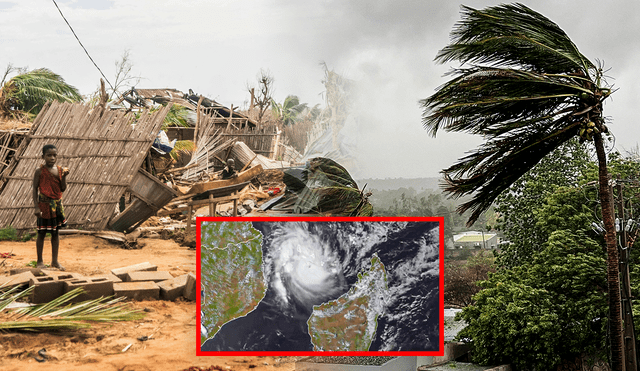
[26,261,48,268]
[0,226,37,242]
[0,226,18,241]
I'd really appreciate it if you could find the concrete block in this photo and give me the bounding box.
[297,356,416,371]
[184,272,196,301]
[114,281,160,301]
[10,268,45,276]
[157,274,189,301]
[89,273,122,283]
[42,270,83,279]
[125,271,173,283]
[64,277,114,302]
[0,271,36,290]
[29,273,79,304]
[417,342,470,367]
[111,262,157,281]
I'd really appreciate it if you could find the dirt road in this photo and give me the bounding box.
[0,235,297,371]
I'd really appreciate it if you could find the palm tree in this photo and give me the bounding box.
[420,3,623,369]
[0,67,82,119]
[271,95,309,126]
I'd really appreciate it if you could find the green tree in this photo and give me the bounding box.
[420,4,622,366]
[271,95,313,126]
[495,139,590,268]
[0,67,82,118]
[458,230,607,370]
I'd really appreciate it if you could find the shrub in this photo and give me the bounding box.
[457,230,607,370]
[445,251,495,307]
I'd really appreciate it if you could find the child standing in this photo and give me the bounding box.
[32,144,69,270]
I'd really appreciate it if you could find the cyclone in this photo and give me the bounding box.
[264,223,347,312]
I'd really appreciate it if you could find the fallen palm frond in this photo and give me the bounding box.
[0,68,82,117]
[170,140,197,162]
[161,104,191,130]
[0,285,145,332]
[272,157,373,216]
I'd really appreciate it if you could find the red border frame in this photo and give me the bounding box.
[196,216,445,357]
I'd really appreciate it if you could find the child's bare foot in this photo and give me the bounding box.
[51,262,65,271]
[36,261,46,268]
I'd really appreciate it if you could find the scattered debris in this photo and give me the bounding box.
[0,90,365,242]
[265,157,372,216]
[34,348,48,363]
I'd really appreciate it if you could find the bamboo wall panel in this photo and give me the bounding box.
[0,101,170,233]
[216,125,280,159]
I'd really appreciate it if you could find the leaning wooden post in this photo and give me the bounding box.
[194,96,204,147]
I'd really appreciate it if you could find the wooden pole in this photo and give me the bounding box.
[186,204,193,235]
[195,95,204,146]
[209,194,215,216]
[616,182,638,371]
[226,105,234,130]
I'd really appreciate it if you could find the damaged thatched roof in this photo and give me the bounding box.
[115,88,256,129]
[0,101,171,233]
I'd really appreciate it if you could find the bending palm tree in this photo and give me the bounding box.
[271,95,309,126]
[421,3,623,369]
[0,68,82,119]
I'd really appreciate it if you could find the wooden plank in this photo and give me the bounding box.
[28,134,151,142]
[218,133,278,137]
[186,165,262,195]
[157,194,241,216]
[185,204,193,235]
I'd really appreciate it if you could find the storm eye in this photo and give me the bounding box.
[267,225,346,310]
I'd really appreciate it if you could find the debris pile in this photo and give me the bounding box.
[259,157,372,216]
[0,262,196,304]
[0,87,370,241]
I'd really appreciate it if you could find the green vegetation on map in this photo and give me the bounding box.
[307,254,389,351]
[200,222,265,345]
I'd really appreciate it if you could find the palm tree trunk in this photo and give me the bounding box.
[594,132,625,371]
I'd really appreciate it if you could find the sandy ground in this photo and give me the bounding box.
[0,234,298,371]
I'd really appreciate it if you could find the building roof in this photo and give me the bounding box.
[453,233,497,243]
[115,88,257,129]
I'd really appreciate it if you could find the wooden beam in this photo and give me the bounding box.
[186,165,262,195]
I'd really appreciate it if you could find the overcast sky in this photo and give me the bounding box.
[2,0,639,179]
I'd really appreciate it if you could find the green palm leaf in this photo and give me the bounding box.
[3,68,82,115]
[437,3,593,74]
[161,104,190,130]
[0,286,144,332]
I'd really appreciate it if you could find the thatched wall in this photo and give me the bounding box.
[217,126,280,159]
[0,101,170,233]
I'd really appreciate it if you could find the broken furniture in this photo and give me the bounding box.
[109,168,178,233]
[160,181,250,234]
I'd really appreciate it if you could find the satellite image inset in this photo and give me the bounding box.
[199,220,440,352]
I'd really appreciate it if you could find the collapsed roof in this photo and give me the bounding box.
[114,88,256,130]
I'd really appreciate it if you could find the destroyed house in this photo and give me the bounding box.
[0,101,175,234]
[115,88,257,141]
